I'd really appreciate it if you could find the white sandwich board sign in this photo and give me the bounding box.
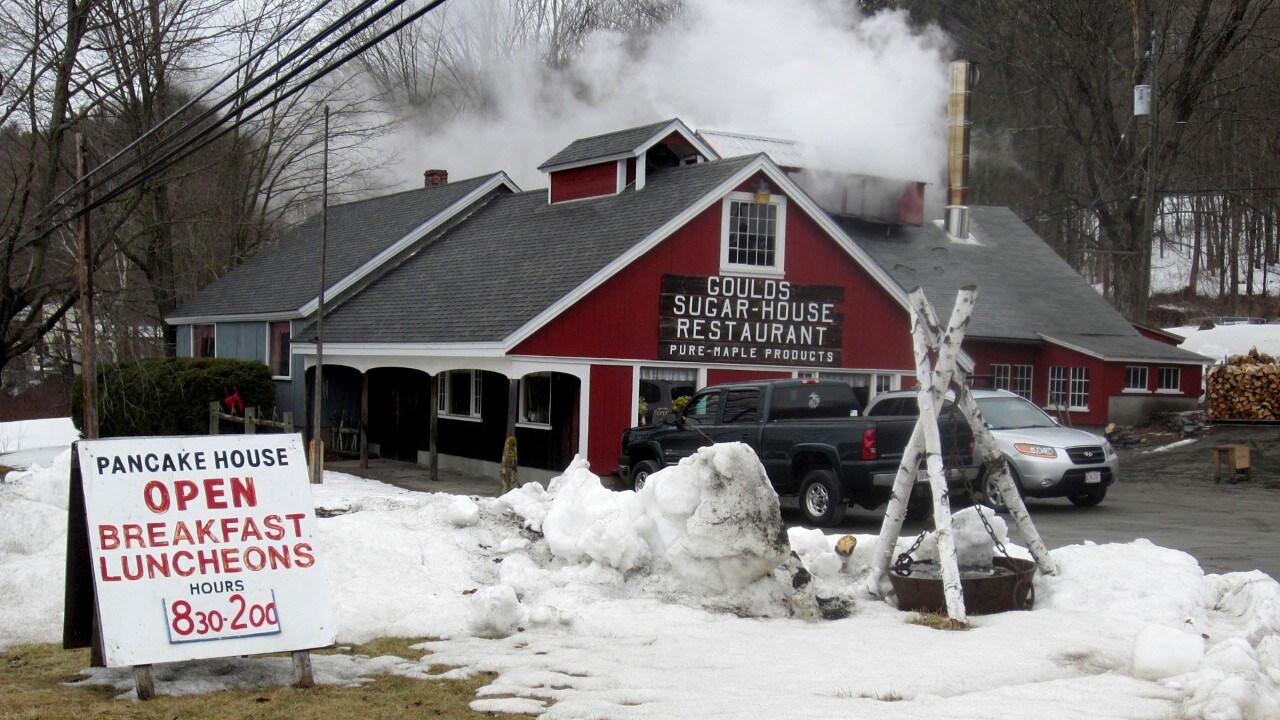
[72,433,335,667]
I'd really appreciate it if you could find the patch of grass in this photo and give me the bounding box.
[318,637,431,662]
[906,612,971,631]
[2,642,533,719]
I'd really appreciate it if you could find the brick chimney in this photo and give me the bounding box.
[423,168,448,187]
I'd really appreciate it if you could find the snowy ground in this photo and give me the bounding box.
[2,422,1279,719]
[1166,323,1280,363]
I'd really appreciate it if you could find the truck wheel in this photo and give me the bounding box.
[800,468,846,527]
[1068,486,1107,507]
[632,460,661,492]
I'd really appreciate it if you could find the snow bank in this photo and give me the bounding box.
[3,427,1280,719]
[507,444,790,592]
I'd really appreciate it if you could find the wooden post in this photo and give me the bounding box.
[245,407,257,434]
[500,378,519,492]
[76,132,98,441]
[428,374,439,482]
[292,650,314,688]
[360,371,369,469]
[209,401,220,435]
[283,411,293,430]
[133,664,155,700]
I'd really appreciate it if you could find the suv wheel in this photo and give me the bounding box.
[982,462,1021,513]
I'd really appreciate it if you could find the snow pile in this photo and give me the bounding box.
[910,505,1010,568]
[495,444,803,620]
[0,449,73,647]
[3,428,1280,718]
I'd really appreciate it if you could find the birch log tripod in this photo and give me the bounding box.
[867,287,1058,623]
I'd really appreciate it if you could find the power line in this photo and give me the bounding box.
[24,0,450,248]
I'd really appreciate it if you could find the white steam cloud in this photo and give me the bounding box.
[374,0,952,199]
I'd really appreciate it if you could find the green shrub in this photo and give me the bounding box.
[71,357,277,437]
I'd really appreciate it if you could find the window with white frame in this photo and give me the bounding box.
[439,370,483,418]
[1069,367,1090,409]
[1048,366,1068,409]
[268,321,291,378]
[875,374,894,394]
[721,191,786,274]
[991,364,1011,391]
[520,373,551,426]
[1158,366,1181,392]
[1124,365,1149,392]
[1011,365,1033,399]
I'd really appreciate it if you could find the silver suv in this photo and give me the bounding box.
[865,388,1118,510]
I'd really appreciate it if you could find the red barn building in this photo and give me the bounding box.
[169,118,1209,484]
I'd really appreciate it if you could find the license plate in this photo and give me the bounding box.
[1085,470,1102,484]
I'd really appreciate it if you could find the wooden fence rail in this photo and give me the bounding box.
[208,402,294,435]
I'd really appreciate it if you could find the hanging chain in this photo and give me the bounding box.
[891,530,928,576]
[952,403,1013,562]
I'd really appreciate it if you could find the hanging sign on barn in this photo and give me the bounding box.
[67,433,335,667]
[659,274,845,367]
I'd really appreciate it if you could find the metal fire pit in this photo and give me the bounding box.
[889,556,1037,615]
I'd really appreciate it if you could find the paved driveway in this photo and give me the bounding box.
[813,424,1280,579]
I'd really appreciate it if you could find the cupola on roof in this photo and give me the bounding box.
[537,118,719,172]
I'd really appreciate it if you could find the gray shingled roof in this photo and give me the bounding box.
[849,207,1210,363]
[302,155,758,343]
[168,174,499,319]
[537,119,682,170]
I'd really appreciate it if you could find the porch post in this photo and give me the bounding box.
[359,371,369,469]
[429,374,439,482]
[501,377,520,492]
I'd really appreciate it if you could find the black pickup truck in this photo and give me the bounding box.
[617,379,976,526]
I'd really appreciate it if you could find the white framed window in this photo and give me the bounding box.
[520,373,551,427]
[875,374,895,394]
[720,191,786,275]
[1069,367,1090,409]
[268,321,291,378]
[1158,366,1181,393]
[1124,365,1149,392]
[439,369,483,419]
[1048,366,1068,409]
[991,364,1011,391]
[1011,365,1033,400]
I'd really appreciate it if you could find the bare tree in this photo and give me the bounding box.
[893,0,1279,321]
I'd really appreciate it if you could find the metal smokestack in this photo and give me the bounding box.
[945,60,978,240]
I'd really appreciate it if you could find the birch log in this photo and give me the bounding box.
[866,287,975,603]
[950,385,1058,574]
[911,290,972,623]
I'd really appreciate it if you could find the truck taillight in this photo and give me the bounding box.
[862,428,877,460]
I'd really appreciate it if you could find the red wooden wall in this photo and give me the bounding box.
[550,163,616,203]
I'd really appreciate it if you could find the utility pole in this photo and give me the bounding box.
[311,106,329,484]
[1137,31,1159,323]
[77,132,98,439]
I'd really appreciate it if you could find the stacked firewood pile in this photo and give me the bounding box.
[1207,348,1280,420]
